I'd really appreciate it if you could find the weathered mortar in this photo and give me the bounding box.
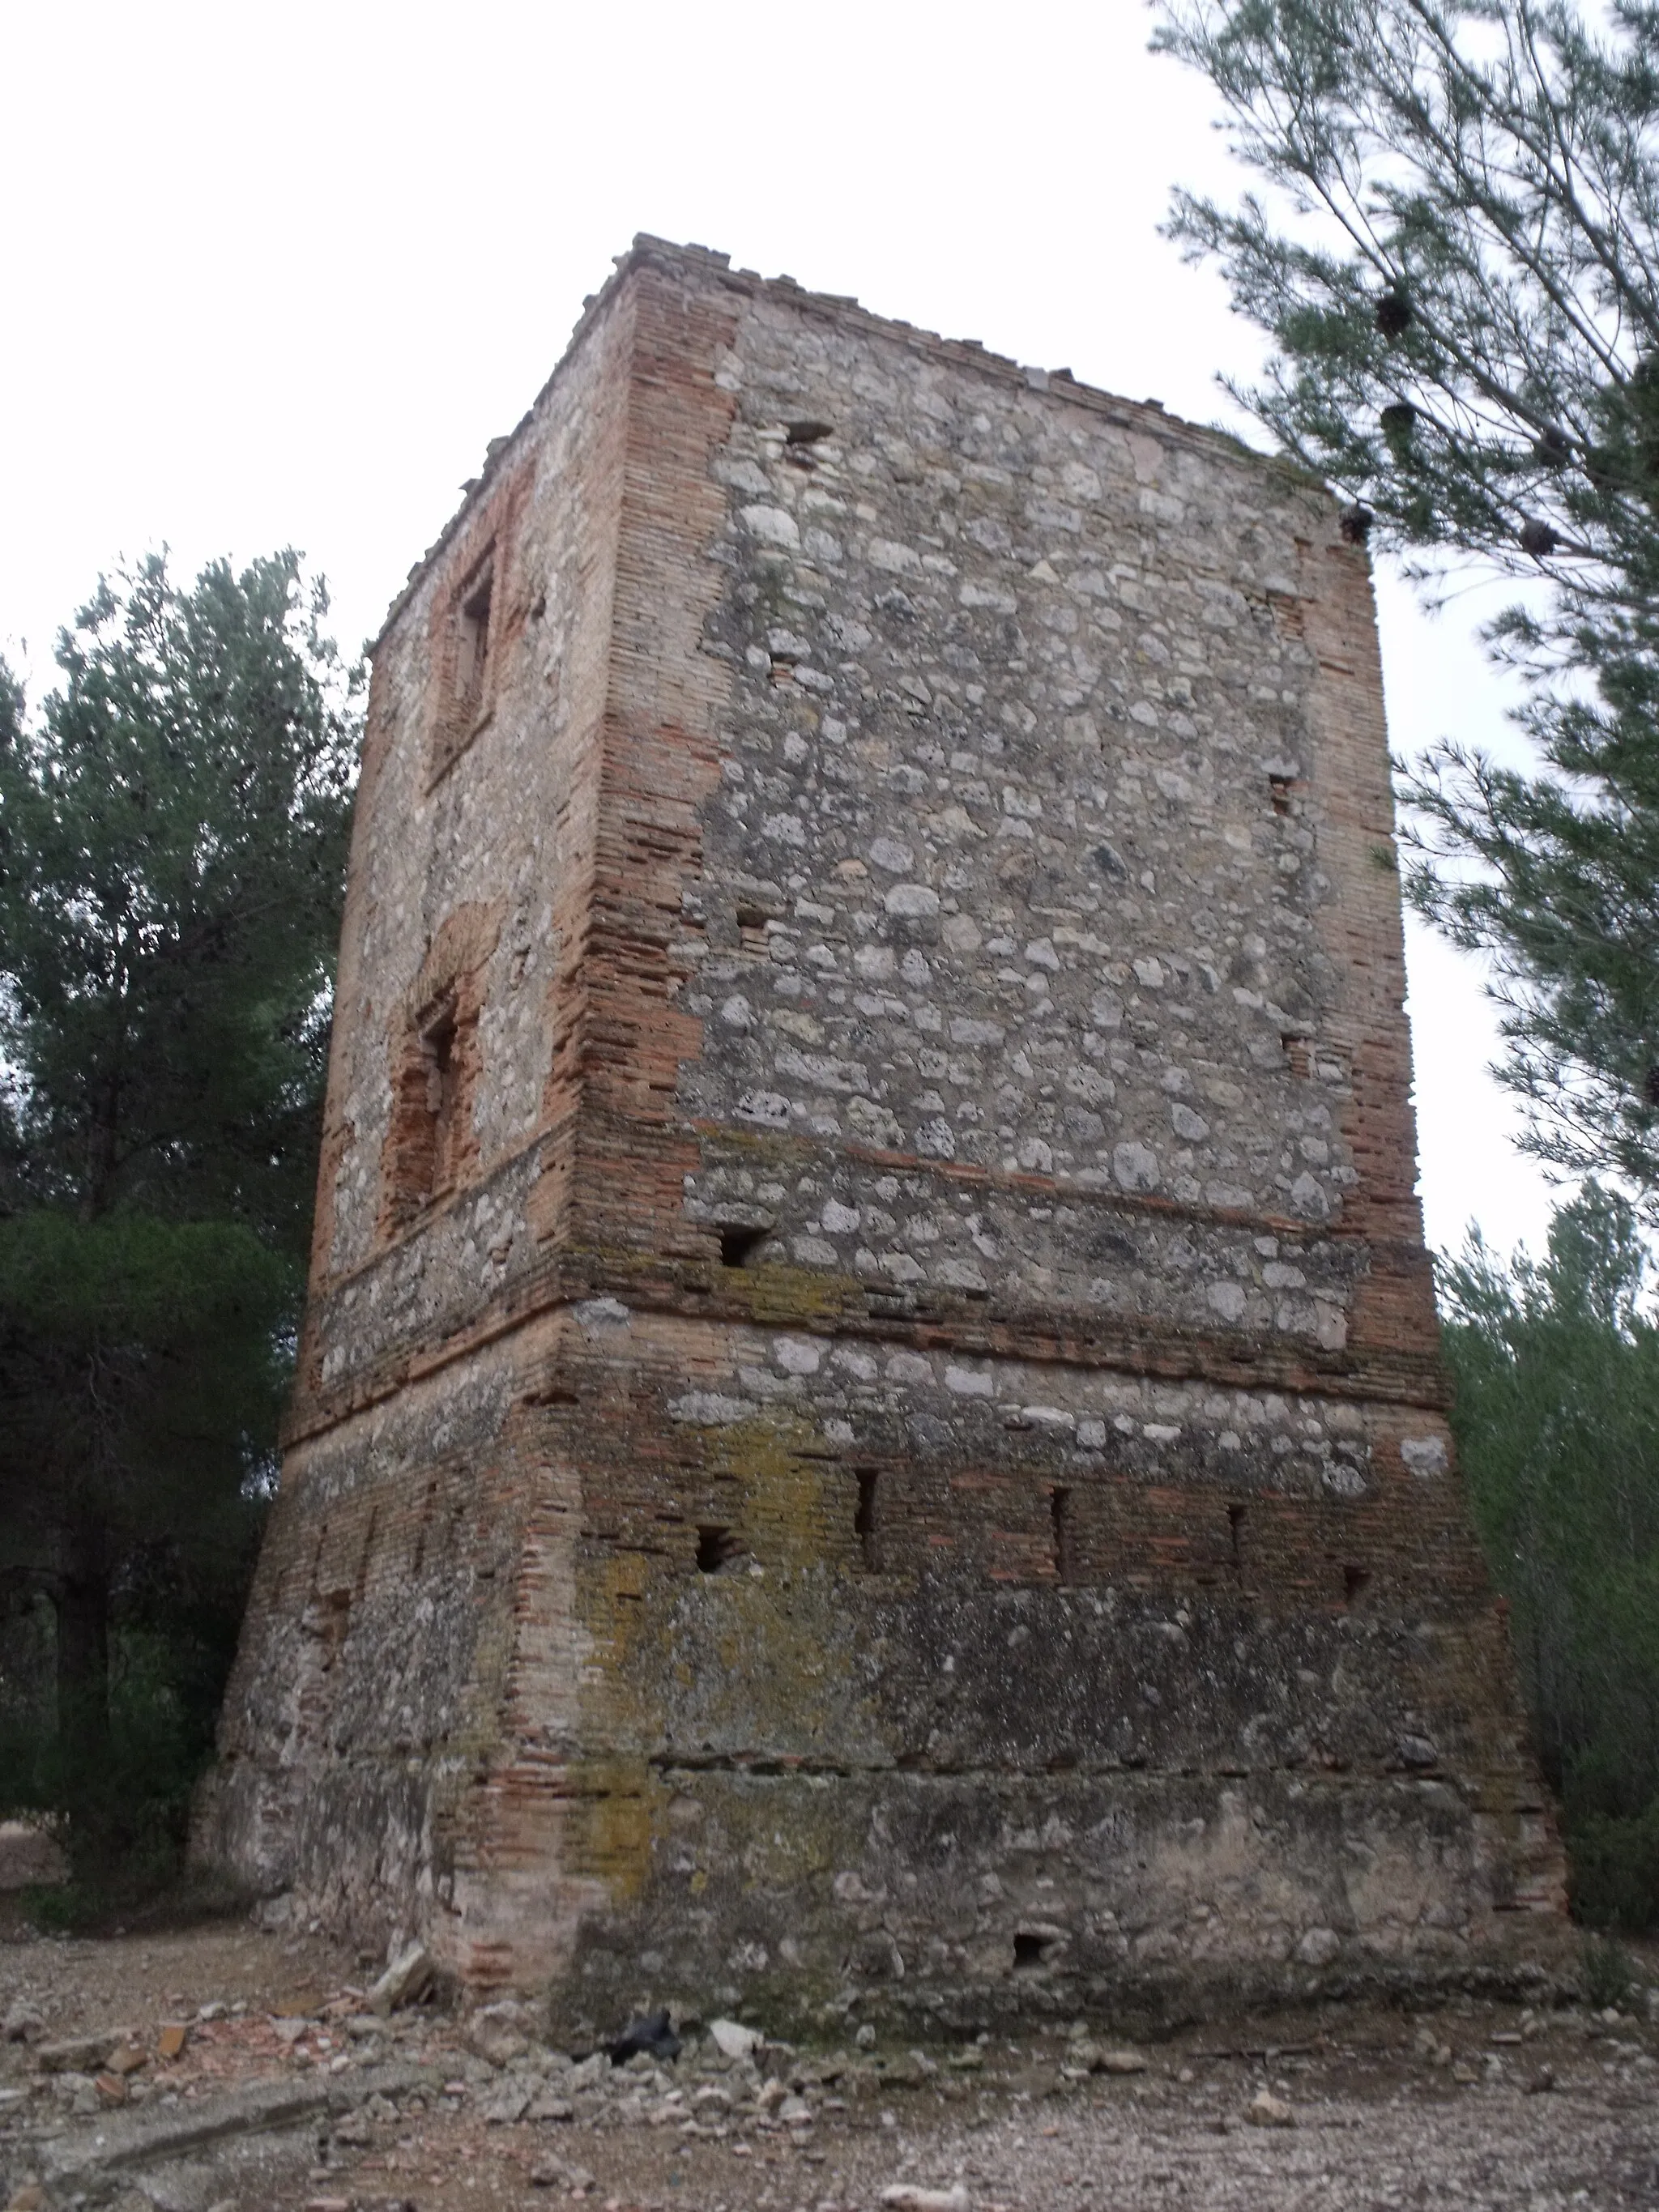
[197,237,1568,2031]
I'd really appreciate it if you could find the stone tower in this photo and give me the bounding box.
[200,238,1566,2030]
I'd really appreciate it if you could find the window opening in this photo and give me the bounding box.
[719,1223,768,1269]
[1013,1932,1052,1969]
[1269,774,1294,816]
[423,1001,460,1198]
[1051,1485,1075,1583]
[454,561,493,728]
[1228,1503,1247,1573]
[1344,1563,1371,1605]
[855,1469,881,1571]
[1282,1034,1312,1080]
[385,992,467,1225]
[696,1525,744,1574]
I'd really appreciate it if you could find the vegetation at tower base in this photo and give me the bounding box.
[1440,1183,1659,1930]
[0,554,359,1899]
[1154,1,1659,1205]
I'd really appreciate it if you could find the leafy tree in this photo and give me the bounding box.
[1440,1183,1659,1925]
[1153,0,1659,1203]
[0,554,358,1881]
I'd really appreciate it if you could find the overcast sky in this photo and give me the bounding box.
[0,0,1569,1261]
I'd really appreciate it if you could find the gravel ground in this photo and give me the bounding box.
[2,1918,1657,2211]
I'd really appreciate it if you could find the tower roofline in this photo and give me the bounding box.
[372,233,1318,654]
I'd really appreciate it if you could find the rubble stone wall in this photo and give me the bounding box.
[198,239,1567,2033]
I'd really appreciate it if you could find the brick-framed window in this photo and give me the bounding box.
[381,987,480,1230]
[376,903,502,1243]
[429,542,499,786]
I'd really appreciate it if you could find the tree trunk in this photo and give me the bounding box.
[53,1538,111,1764]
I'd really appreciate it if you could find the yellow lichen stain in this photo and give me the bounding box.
[561,1755,661,1901]
[565,1385,893,1911]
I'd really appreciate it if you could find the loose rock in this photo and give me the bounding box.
[2,2001,45,2044]
[1245,2089,1295,2128]
[368,1941,435,2016]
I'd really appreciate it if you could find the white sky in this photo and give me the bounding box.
[0,0,1569,1262]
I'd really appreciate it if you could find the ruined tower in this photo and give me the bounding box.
[200,238,1567,2028]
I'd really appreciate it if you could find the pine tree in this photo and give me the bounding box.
[0,553,359,1879]
[1154,0,1659,1200]
[1440,1185,1659,1924]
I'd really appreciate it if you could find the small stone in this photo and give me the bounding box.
[531,2154,595,2190]
[157,2022,189,2060]
[709,2017,761,2060]
[1295,1927,1341,1967]
[480,2081,532,2124]
[1098,2048,1149,2075]
[466,2018,530,2069]
[107,2040,147,2075]
[1244,2089,1294,2127]
[879,2188,970,2211]
[2,2001,45,2044]
[7,2187,48,2211]
[332,2107,373,2144]
[36,2030,130,2074]
[366,1941,435,2017]
[94,2072,130,2107]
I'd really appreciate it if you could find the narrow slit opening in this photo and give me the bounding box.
[696,1526,744,1575]
[1344,1563,1371,1605]
[1228,1502,1247,1572]
[1269,774,1294,816]
[1013,1932,1051,1970]
[719,1224,768,1269]
[855,1469,881,1571]
[1051,1485,1075,1583]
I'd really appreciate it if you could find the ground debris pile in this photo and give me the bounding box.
[2,1920,1658,2210]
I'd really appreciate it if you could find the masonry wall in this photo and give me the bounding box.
[200,240,1567,2031]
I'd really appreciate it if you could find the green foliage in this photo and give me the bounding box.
[1153,1,1659,1202]
[1582,1930,1636,2007]
[1439,1184,1659,1924]
[0,550,357,1235]
[0,552,359,1890]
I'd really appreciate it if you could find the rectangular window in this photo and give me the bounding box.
[382,991,471,1230]
[454,564,493,725]
[429,544,498,783]
[855,1469,881,1571]
[1051,1486,1076,1583]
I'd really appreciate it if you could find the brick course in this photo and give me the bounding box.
[197,239,1567,2032]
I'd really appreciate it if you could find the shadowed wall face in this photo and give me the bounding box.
[198,241,1566,2031]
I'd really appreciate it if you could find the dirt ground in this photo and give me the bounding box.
[2,1912,1657,2212]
